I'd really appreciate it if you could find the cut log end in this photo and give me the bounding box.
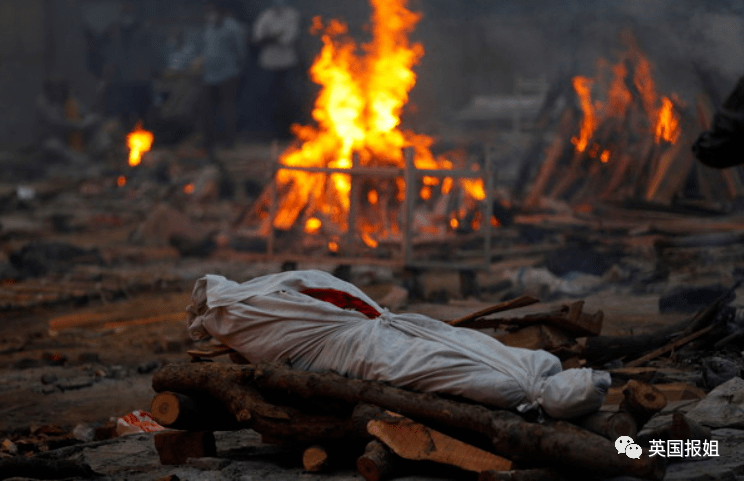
[151,391,195,427]
[621,380,668,430]
[357,440,399,481]
[303,445,330,472]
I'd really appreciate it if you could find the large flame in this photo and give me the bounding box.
[126,121,154,167]
[274,0,484,243]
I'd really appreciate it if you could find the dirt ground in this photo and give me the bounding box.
[2,142,744,480]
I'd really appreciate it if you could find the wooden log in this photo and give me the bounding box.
[523,136,569,209]
[151,362,292,423]
[447,295,540,327]
[357,440,401,481]
[303,445,330,472]
[153,362,665,480]
[584,283,736,365]
[150,391,236,431]
[479,469,569,481]
[253,363,664,480]
[574,410,637,441]
[367,414,513,473]
[151,391,198,427]
[620,380,667,430]
[624,325,715,368]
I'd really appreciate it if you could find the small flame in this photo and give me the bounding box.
[305,217,322,233]
[441,177,453,194]
[655,97,680,144]
[126,121,154,167]
[600,150,611,163]
[116,175,127,187]
[183,183,195,194]
[449,218,459,229]
[491,216,501,227]
[571,76,596,152]
[328,241,339,252]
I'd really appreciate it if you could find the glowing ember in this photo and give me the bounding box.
[600,150,611,163]
[420,186,432,200]
[361,232,379,248]
[116,175,127,187]
[270,0,485,240]
[367,189,379,205]
[126,121,154,167]
[183,183,195,194]
[449,218,458,229]
[328,241,339,253]
[305,217,322,233]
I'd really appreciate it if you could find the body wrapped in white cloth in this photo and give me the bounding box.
[187,270,610,419]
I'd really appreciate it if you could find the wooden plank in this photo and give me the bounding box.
[523,136,567,209]
[603,382,706,406]
[624,325,715,368]
[495,324,573,351]
[447,296,540,326]
[367,415,513,473]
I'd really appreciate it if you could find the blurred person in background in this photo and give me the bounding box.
[105,1,158,130]
[151,27,202,145]
[201,0,246,158]
[36,76,103,164]
[253,0,300,139]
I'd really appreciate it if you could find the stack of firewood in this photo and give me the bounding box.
[151,361,667,481]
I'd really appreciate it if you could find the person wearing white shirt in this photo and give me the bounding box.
[253,0,301,138]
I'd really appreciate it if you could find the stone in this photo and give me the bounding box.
[686,377,744,429]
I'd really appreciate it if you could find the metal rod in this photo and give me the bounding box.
[403,148,415,265]
[484,144,494,267]
[346,152,360,256]
[275,165,482,178]
[267,142,279,255]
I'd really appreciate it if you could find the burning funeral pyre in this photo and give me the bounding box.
[524,30,744,210]
[255,0,491,259]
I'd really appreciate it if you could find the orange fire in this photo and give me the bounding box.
[270,0,485,243]
[116,175,127,187]
[570,31,681,162]
[571,76,596,152]
[126,121,154,167]
[655,96,681,143]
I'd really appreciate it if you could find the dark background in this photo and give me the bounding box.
[1,0,742,147]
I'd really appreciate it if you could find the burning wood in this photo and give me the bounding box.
[522,30,726,208]
[254,0,489,255]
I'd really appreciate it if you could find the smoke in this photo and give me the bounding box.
[404,0,744,125]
